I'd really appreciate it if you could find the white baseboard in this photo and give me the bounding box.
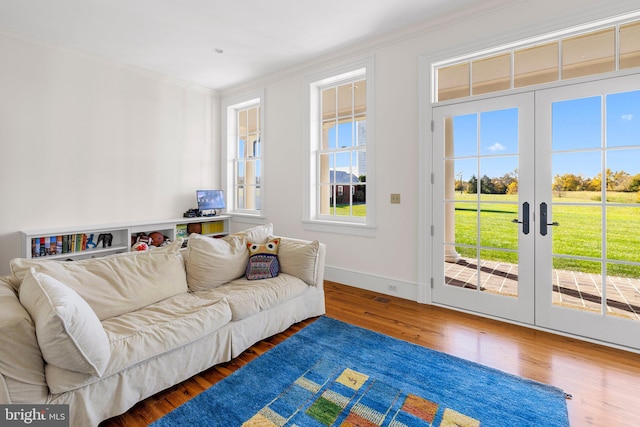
[324,266,419,301]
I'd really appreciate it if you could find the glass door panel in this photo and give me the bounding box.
[433,93,534,324]
[535,76,640,350]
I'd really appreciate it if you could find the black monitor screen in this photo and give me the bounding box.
[196,190,226,211]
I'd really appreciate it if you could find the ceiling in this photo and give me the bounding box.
[0,0,495,90]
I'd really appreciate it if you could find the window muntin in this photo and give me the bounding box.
[227,99,262,214]
[434,16,640,102]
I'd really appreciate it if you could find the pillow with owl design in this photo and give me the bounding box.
[245,238,280,280]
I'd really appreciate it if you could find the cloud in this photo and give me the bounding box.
[487,142,505,152]
[621,114,634,121]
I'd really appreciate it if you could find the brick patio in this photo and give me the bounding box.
[444,258,640,321]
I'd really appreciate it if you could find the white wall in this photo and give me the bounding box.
[0,32,218,275]
[221,0,640,300]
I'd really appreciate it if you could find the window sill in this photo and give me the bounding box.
[302,220,376,237]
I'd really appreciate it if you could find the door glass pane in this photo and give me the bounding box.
[480,250,518,296]
[438,63,470,101]
[606,90,640,147]
[479,156,518,200]
[552,96,602,150]
[552,205,602,258]
[444,108,520,299]
[472,53,511,95]
[606,263,640,321]
[552,258,602,313]
[620,21,640,70]
[514,42,559,87]
[451,114,477,157]
[445,247,477,289]
[607,206,640,263]
[480,204,518,251]
[562,28,615,79]
[480,108,518,155]
[552,151,602,195]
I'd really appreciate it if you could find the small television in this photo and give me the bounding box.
[196,190,226,216]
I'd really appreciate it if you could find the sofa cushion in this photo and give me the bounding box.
[195,273,308,321]
[10,239,188,320]
[246,238,280,280]
[45,293,232,394]
[227,223,273,244]
[185,234,248,291]
[19,269,110,377]
[275,237,321,286]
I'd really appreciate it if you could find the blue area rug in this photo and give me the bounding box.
[151,317,569,426]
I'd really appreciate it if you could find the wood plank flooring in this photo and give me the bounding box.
[101,281,640,426]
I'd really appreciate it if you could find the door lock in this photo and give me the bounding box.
[539,202,559,236]
[511,201,530,235]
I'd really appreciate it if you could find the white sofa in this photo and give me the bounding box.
[0,224,326,426]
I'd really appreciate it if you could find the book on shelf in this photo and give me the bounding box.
[201,221,224,235]
[176,224,188,239]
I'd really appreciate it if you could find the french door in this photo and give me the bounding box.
[432,93,535,324]
[432,75,640,350]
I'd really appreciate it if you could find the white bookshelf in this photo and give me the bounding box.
[20,215,230,260]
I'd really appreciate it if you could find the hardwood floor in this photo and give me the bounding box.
[102,281,640,426]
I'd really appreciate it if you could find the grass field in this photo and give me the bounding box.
[451,192,640,277]
[334,203,366,216]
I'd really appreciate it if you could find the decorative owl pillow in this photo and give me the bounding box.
[245,238,280,280]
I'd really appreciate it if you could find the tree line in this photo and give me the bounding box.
[456,169,640,194]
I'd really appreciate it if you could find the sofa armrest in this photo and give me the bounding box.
[274,237,326,288]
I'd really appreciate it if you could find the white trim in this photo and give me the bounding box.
[324,266,418,301]
[303,55,376,235]
[417,54,433,304]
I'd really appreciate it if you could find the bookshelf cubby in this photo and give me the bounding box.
[20,215,230,260]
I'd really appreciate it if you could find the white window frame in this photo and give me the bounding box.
[222,90,265,220]
[303,56,376,237]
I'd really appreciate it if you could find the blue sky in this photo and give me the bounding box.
[451,90,639,181]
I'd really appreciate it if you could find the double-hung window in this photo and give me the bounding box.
[306,59,374,234]
[225,94,263,215]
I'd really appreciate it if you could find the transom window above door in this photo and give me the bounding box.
[433,13,640,102]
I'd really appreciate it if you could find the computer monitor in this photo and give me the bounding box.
[196,190,226,216]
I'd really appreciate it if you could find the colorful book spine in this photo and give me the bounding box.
[57,236,63,254]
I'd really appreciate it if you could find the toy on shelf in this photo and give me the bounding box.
[96,233,113,248]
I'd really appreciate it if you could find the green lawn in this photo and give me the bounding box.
[452,192,640,277]
[334,203,366,217]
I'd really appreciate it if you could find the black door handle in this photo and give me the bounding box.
[511,201,530,235]
[540,202,559,236]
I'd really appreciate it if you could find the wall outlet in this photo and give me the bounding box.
[388,284,398,292]
[390,193,401,204]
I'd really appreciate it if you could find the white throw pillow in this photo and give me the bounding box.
[226,223,273,244]
[185,234,248,291]
[19,268,110,377]
[274,237,320,286]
